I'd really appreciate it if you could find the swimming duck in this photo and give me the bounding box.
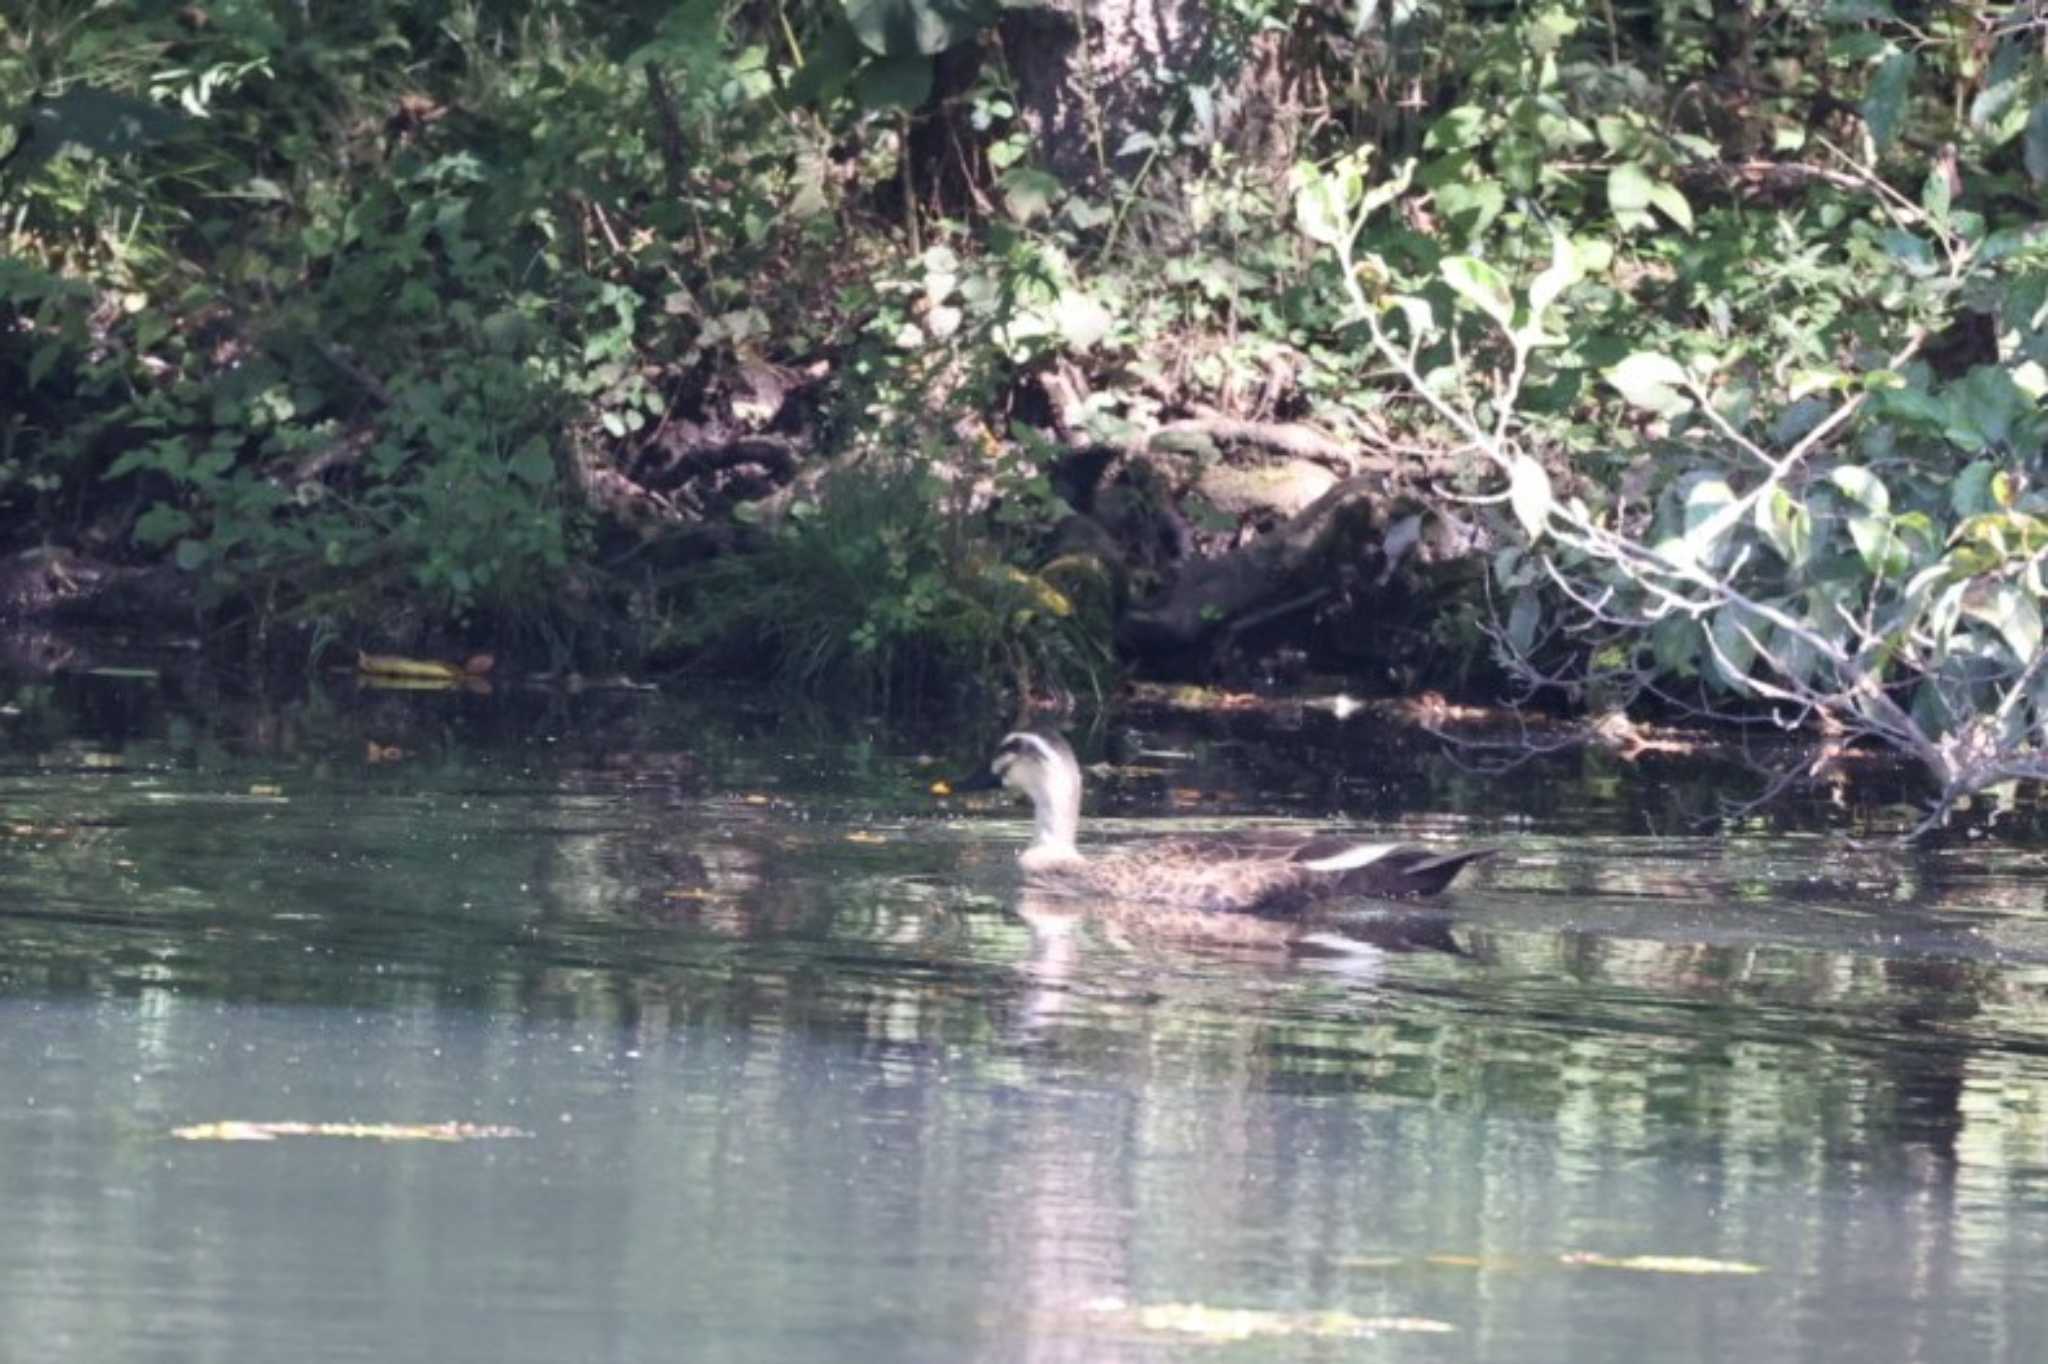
[956,730,1493,932]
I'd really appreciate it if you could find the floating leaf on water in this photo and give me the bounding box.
[844,831,888,844]
[1561,1252,1764,1275]
[929,779,954,796]
[247,784,283,798]
[356,652,465,682]
[171,1121,531,1143]
[1098,1300,1453,1340]
[1335,1254,1406,1270]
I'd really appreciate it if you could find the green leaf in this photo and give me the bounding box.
[509,440,555,486]
[1292,165,1360,247]
[1508,454,1554,541]
[1605,352,1692,416]
[1766,620,1823,686]
[1921,166,1951,223]
[1965,583,2043,664]
[842,0,995,58]
[1684,476,1736,559]
[1506,587,1540,655]
[1952,460,1997,517]
[1435,179,1505,235]
[1594,114,1637,155]
[134,504,194,546]
[1829,464,1890,515]
[1651,615,1700,676]
[1968,78,2023,136]
[1440,256,1515,331]
[1646,180,1693,232]
[1826,0,1895,17]
[1846,513,1900,574]
[1607,162,1655,230]
[785,16,868,106]
[1386,294,1436,341]
[854,53,933,110]
[27,341,62,390]
[1755,488,1814,566]
[2027,102,2048,185]
[1423,106,1489,152]
[1880,229,1937,276]
[174,538,211,571]
[1356,158,1413,222]
[1830,467,1904,573]
[1943,367,2030,451]
[1709,605,1758,689]
[1525,233,1582,326]
[1051,290,1113,350]
[1862,50,1914,152]
[1001,167,1063,223]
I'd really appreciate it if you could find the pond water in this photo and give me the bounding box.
[4,666,2048,1361]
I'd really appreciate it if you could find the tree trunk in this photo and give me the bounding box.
[997,0,1216,186]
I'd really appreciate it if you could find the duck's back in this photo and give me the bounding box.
[1026,837,1328,917]
[1025,835,1492,917]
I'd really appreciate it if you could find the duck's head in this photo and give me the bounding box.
[960,730,1084,864]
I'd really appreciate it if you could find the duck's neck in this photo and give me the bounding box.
[1019,769,1084,869]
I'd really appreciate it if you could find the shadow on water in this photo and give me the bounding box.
[4,660,2048,1361]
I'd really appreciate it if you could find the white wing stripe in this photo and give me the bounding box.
[1299,843,1403,872]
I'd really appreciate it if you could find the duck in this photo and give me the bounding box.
[955,729,1493,941]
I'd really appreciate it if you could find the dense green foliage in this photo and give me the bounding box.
[1289,2,2048,811]
[6,0,2048,801]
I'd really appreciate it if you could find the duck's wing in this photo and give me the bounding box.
[1150,832,1495,899]
[1041,842,1327,918]
[1293,842,1495,899]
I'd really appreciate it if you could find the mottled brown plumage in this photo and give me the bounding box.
[965,731,1492,939]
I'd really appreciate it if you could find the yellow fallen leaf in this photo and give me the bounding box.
[845,831,887,844]
[929,779,954,796]
[248,784,283,797]
[357,652,464,681]
[172,1120,530,1143]
[1335,1255,1405,1270]
[1107,1301,1453,1340]
[1562,1252,1764,1275]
